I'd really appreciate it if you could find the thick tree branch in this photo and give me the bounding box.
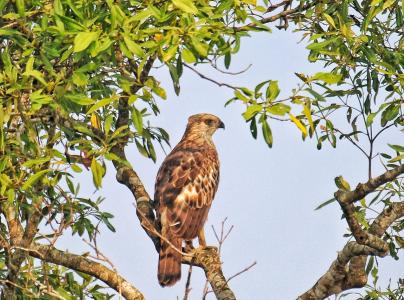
[335,164,404,205]
[298,202,404,300]
[338,202,388,253]
[27,243,144,300]
[183,247,236,300]
[116,166,161,251]
[334,165,404,251]
[297,242,385,300]
[2,202,25,298]
[299,165,404,299]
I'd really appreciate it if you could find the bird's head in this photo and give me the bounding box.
[186,113,225,137]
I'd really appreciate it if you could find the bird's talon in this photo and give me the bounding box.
[199,245,218,251]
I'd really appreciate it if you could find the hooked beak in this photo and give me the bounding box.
[218,120,225,129]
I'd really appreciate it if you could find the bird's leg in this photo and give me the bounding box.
[198,228,217,251]
[184,240,194,253]
[198,228,207,247]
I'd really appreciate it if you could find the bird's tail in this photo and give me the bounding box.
[158,232,182,286]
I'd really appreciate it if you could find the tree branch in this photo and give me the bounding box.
[183,247,236,300]
[297,242,385,300]
[184,64,238,90]
[298,202,404,299]
[27,243,145,300]
[334,165,404,251]
[335,164,404,206]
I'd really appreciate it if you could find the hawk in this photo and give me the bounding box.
[155,113,225,286]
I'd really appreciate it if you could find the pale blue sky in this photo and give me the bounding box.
[58,29,402,299]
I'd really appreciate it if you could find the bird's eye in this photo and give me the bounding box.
[204,119,214,126]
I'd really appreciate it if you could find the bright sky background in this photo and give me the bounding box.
[57,29,402,300]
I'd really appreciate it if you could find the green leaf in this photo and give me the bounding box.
[71,164,82,173]
[266,80,280,102]
[266,103,290,116]
[311,72,343,84]
[242,0,256,4]
[172,0,198,14]
[306,88,326,101]
[249,117,257,139]
[16,0,25,17]
[234,90,250,103]
[146,138,156,162]
[26,56,34,73]
[73,31,99,52]
[90,159,103,188]
[242,104,262,121]
[389,154,404,163]
[162,44,178,62]
[132,108,143,134]
[22,169,50,190]
[366,112,377,126]
[191,37,208,57]
[65,94,95,105]
[381,104,399,126]
[135,140,148,158]
[104,153,121,162]
[72,72,88,86]
[366,256,374,275]
[182,47,196,63]
[254,80,270,98]
[388,144,404,152]
[261,119,273,148]
[123,35,144,57]
[53,0,64,15]
[314,198,336,210]
[306,37,338,50]
[7,189,15,203]
[224,52,231,69]
[395,236,404,248]
[323,13,336,28]
[22,157,50,168]
[23,70,47,86]
[87,97,117,114]
[334,176,351,191]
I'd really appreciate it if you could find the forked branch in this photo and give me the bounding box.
[299,158,404,300]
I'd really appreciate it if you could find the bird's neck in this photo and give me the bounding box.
[181,130,214,148]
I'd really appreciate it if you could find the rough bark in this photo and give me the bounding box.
[298,164,404,299]
[28,244,145,300]
[335,164,404,205]
[183,247,236,300]
[298,200,404,299]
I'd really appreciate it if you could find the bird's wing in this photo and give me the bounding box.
[155,147,219,239]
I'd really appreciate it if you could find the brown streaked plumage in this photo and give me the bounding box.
[155,113,224,287]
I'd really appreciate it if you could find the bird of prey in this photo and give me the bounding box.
[155,113,225,286]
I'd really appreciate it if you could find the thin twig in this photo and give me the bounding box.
[209,59,252,75]
[227,261,257,282]
[82,238,123,298]
[182,265,193,300]
[184,64,239,90]
[132,203,190,257]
